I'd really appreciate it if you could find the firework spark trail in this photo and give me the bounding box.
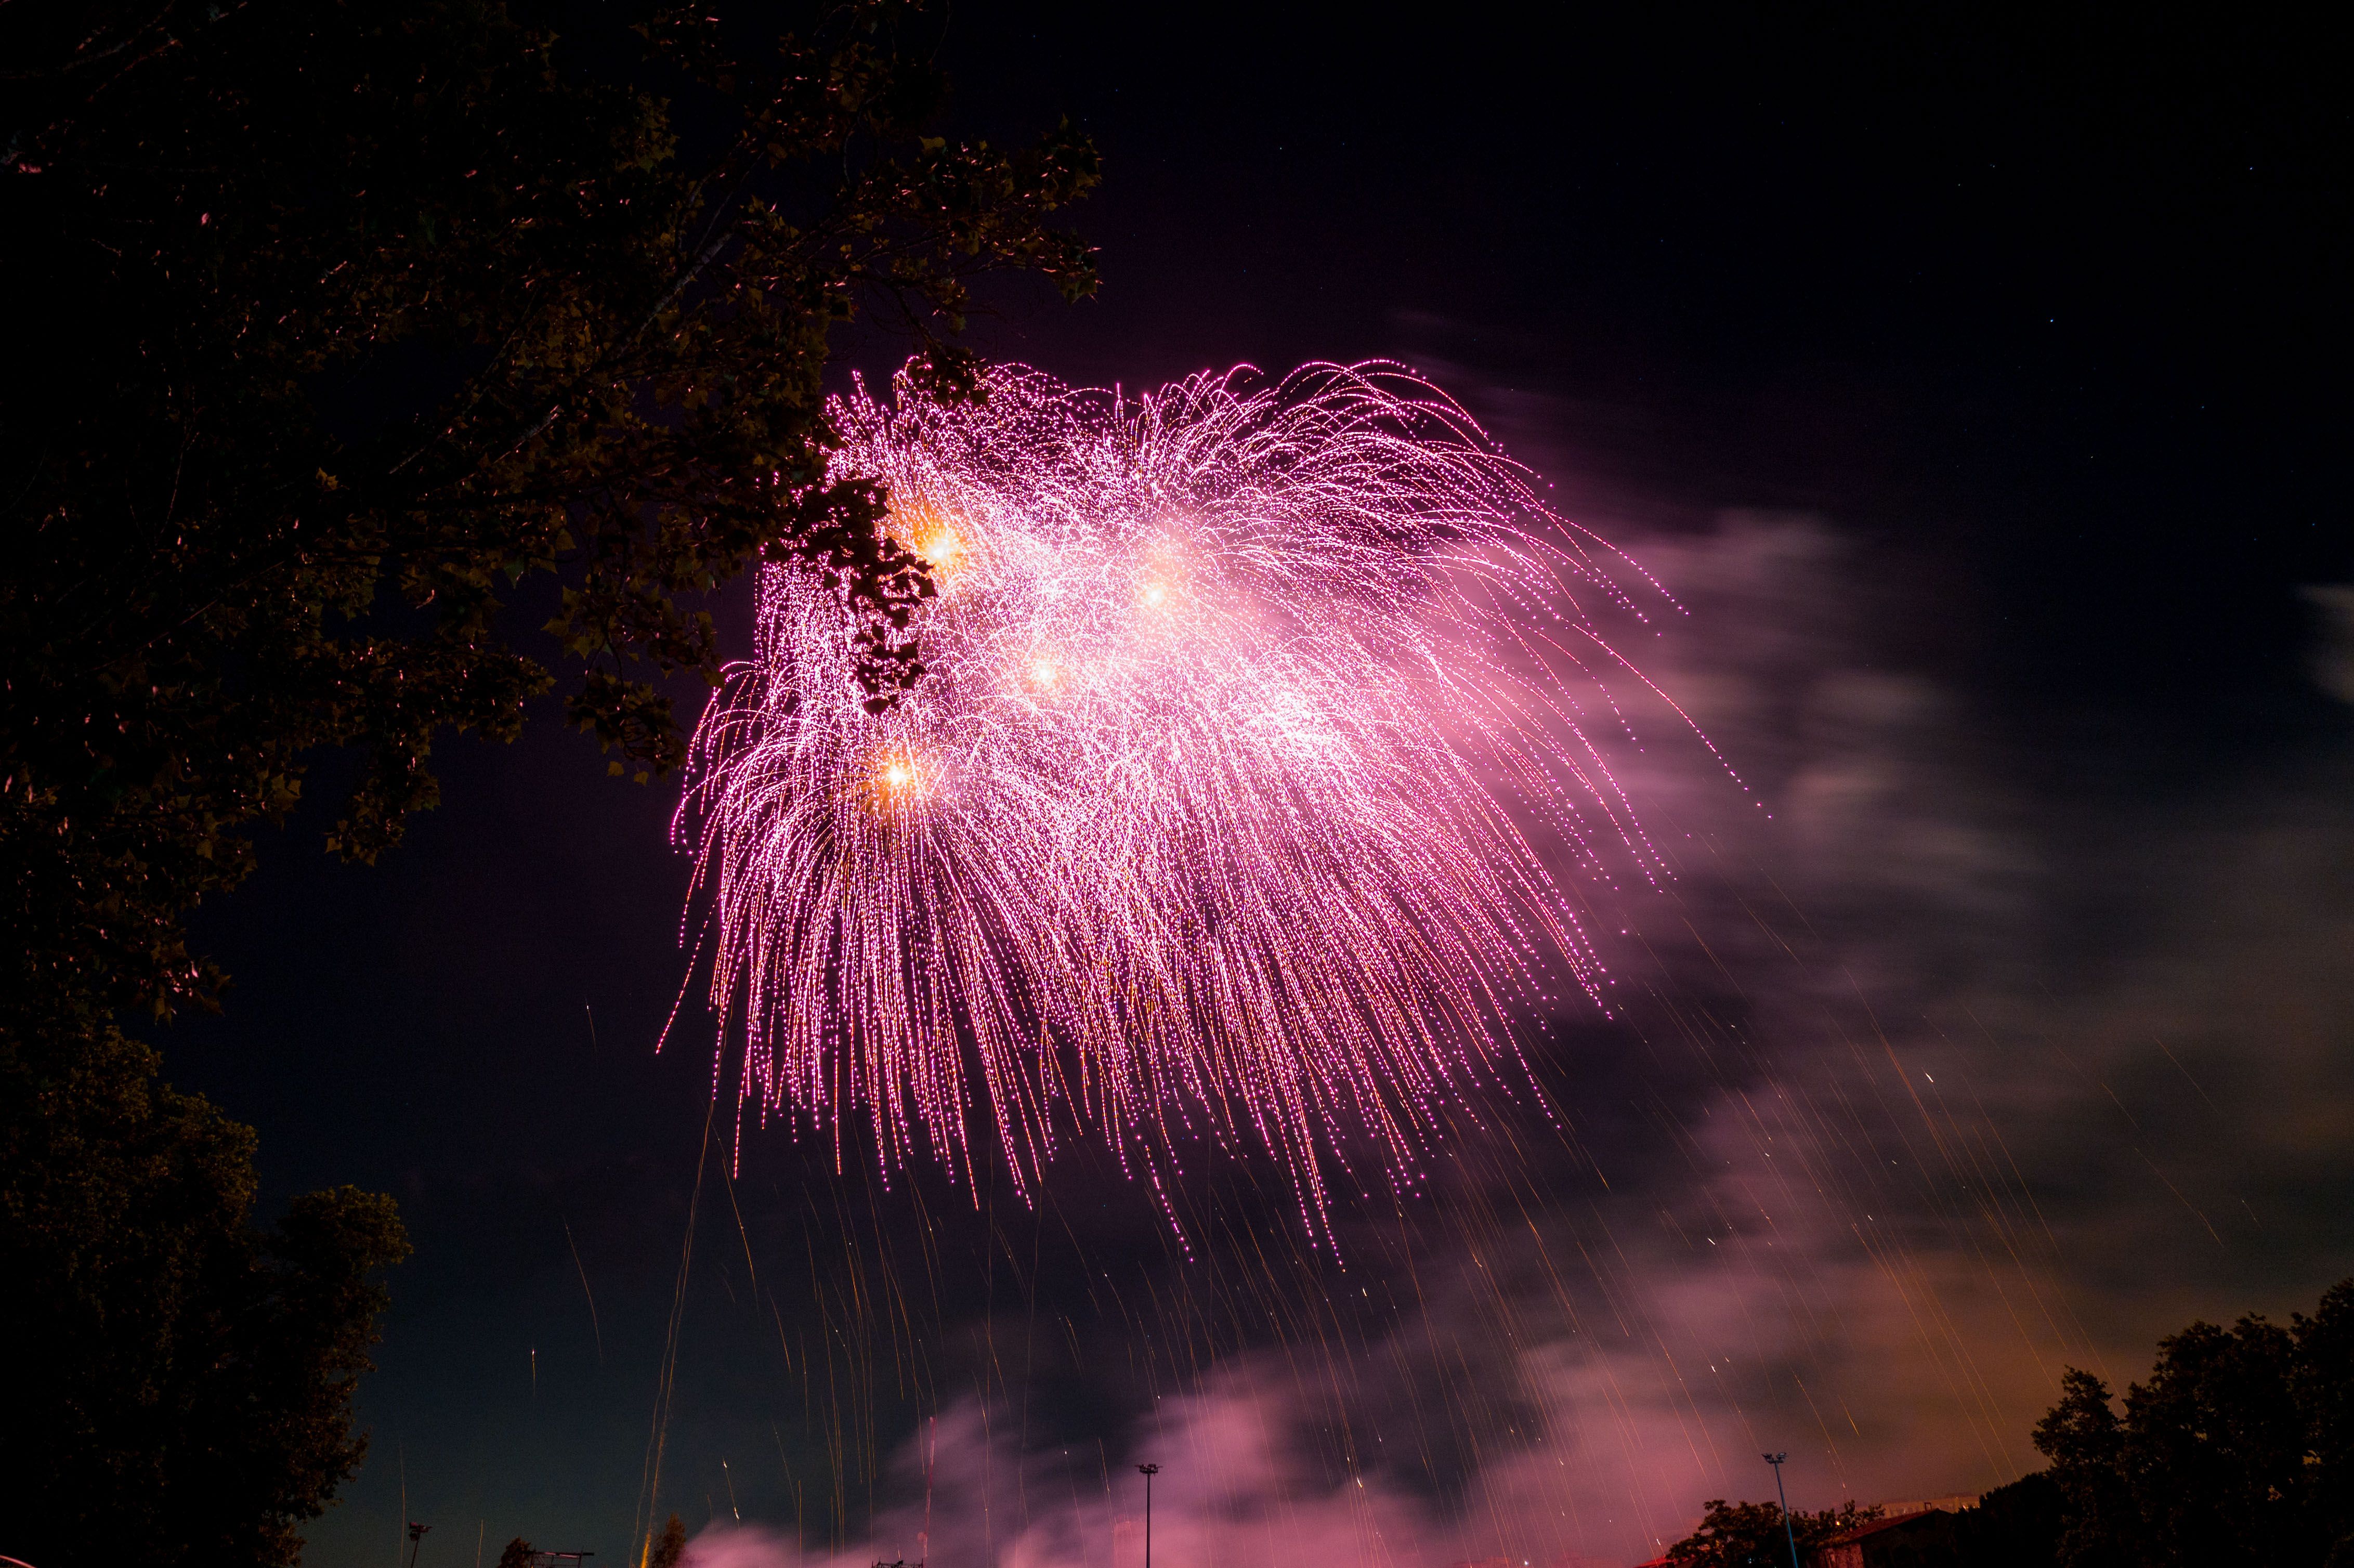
[679,361,1708,1232]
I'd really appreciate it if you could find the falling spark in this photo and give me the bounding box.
[565,1219,605,1364]
[680,361,1712,1230]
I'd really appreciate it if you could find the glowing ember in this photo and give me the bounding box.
[679,361,1705,1230]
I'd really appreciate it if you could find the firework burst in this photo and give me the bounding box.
[679,361,1703,1229]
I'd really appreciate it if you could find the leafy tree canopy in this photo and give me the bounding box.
[0,1024,409,1567]
[0,0,1097,1040]
[0,2,1093,1562]
[2033,1278,2354,1568]
[1665,1496,1880,1567]
[1655,1279,2354,1568]
[650,1512,690,1568]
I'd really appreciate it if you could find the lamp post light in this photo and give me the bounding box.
[1136,1464,1161,1568]
[1761,1454,1798,1568]
[406,1522,433,1568]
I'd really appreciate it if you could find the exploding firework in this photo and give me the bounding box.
[679,361,1705,1228]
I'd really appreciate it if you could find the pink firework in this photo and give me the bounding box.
[679,361,1694,1227]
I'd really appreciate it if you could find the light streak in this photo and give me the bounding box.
[679,361,1703,1231]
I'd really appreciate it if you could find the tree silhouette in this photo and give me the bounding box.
[0,1,1093,1561]
[0,1029,407,1568]
[2,0,1096,1036]
[2032,1278,2354,1568]
[1665,1496,1880,1566]
[650,1513,691,1568]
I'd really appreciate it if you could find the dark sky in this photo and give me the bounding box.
[166,7,2351,1567]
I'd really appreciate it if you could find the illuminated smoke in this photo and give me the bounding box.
[679,361,1708,1230]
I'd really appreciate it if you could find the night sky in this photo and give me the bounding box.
[163,8,2350,1567]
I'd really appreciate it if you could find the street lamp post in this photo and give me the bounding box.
[1136,1464,1161,1568]
[1761,1454,1798,1568]
[406,1522,433,1568]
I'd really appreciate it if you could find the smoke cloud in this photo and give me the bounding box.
[681,505,2352,1568]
